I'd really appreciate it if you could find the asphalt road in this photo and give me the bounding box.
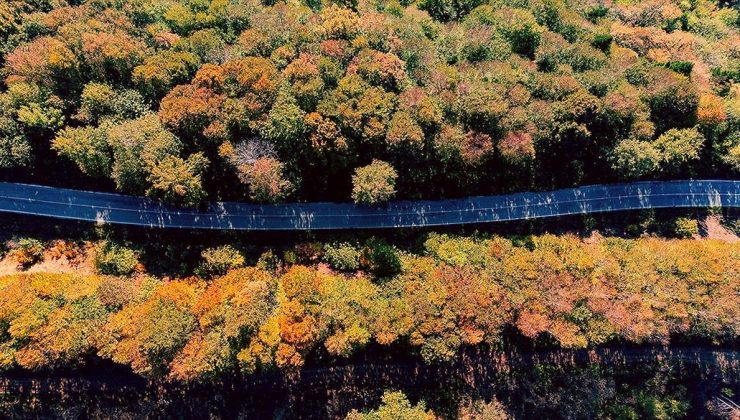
[0,180,737,230]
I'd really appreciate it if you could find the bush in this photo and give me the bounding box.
[665,61,694,77]
[256,250,279,273]
[323,242,361,271]
[674,217,698,238]
[12,238,44,267]
[417,0,484,22]
[591,34,613,53]
[586,5,609,22]
[196,245,245,278]
[47,240,82,262]
[95,241,139,276]
[496,8,544,58]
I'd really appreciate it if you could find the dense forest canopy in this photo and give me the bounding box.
[0,234,737,381]
[0,0,738,205]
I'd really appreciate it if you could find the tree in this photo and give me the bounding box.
[351,160,398,205]
[159,84,225,139]
[11,238,44,268]
[654,127,704,174]
[239,157,293,203]
[348,49,408,92]
[79,30,146,82]
[317,75,395,143]
[609,139,660,179]
[106,114,183,195]
[52,125,112,178]
[100,280,199,376]
[132,51,200,98]
[0,115,30,169]
[496,8,545,58]
[76,83,148,124]
[94,241,139,276]
[172,267,276,381]
[724,141,740,172]
[346,391,436,420]
[196,245,246,278]
[175,29,226,64]
[458,398,510,420]
[323,243,361,271]
[258,88,305,146]
[284,54,325,109]
[4,36,78,87]
[147,153,209,207]
[0,273,108,371]
[386,111,424,150]
[645,69,698,132]
[696,94,726,127]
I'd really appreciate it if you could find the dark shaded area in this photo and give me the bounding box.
[1,346,737,419]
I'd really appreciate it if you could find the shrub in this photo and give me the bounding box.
[256,250,279,273]
[47,240,82,262]
[323,242,361,271]
[674,217,698,238]
[665,61,694,77]
[351,160,398,205]
[417,0,484,22]
[95,241,139,276]
[586,5,609,22]
[196,245,245,278]
[591,34,613,53]
[12,238,44,267]
[496,8,544,58]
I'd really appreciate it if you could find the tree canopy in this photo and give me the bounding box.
[0,0,737,205]
[1,234,736,381]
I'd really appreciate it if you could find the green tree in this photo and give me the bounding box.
[654,128,704,174]
[196,245,246,278]
[496,8,544,58]
[94,241,139,276]
[609,139,660,179]
[175,29,225,64]
[323,243,361,271]
[52,125,112,178]
[0,115,31,168]
[417,0,484,22]
[351,160,398,205]
[107,114,183,195]
[76,83,148,124]
[147,153,209,207]
[258,88,306,147]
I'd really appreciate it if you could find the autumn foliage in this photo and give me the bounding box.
[0,0,738,205]
[1,234,737,381]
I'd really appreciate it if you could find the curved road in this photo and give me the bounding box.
[0,180,737,230]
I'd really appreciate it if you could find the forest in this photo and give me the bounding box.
[0,233,737,382]
[0,0,739,417]
[0,0,738,205]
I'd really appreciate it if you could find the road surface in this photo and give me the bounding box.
[0,180,737,230]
